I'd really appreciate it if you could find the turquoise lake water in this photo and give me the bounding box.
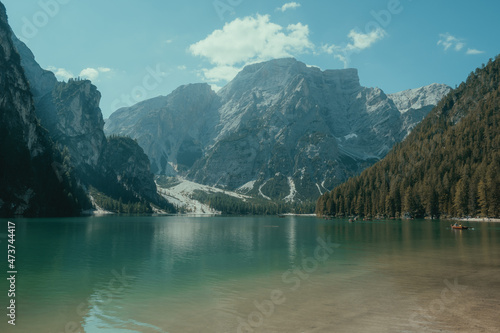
[1,216,499,332]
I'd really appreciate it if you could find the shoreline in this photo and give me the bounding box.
[448,217,500,223]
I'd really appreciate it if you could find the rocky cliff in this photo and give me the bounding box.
[12,36,106,173]
[0,2,86,216]
[105,58,451,201]
[51,79,107,169]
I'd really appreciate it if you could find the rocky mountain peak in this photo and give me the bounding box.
[218,58,361,101]
[389,83,451,114]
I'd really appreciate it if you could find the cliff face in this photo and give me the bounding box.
[51,80,106,169]
[106,58,451,201]
[0,10,44,157]
[12,35,106,172]
[0,2,85,216]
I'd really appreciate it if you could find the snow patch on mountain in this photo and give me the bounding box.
[157,178,251,214]
[344,133,358,140]
[284,177,297,202]
[259,181,271,200]
[238,180,256,193]
[316,183,324,196]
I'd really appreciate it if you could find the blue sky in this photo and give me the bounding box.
[3,0,499,118]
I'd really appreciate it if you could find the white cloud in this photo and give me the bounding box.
[322,28,386,68]
[189,14,313,82]
[210,84,223,92]
[201,65,243,82]
[438,33,484,56]
[80,68,100,81]
[46,66,112,82]
[79,67,112,81]
[277,2,301,12]
[438,33,465,51]
[347,29,386,51]
[46,66,74,81]
[466,48,485,55]
[177,65,187,70]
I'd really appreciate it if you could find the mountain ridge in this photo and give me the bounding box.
[105,58,451,201]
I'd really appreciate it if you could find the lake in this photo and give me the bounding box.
[1,216,499,332]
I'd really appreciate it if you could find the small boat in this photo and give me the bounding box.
[451,224,469,230]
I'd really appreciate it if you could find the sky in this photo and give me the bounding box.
[2,0,499,118]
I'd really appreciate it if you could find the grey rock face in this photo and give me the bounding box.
[0,19,44,157]
[12,36,106,170]
[105,58,451,201]
[51,80,106,168]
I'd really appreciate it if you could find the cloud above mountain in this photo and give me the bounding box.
[46,66,112,82]
[321,28,387,67]
[189,14,313,82]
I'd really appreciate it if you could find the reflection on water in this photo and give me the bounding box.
[0,217,499,332]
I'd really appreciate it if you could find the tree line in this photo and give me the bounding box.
[192,191,316,215]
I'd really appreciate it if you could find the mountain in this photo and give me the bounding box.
[316,56,500,219]
[104,83,220,175]
[0,2,87,217]
[106,58,450,202]
[7,18,175,214]
[102,136,158,200]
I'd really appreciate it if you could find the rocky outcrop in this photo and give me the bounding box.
[51,80,106,169]
[105,58,451,201]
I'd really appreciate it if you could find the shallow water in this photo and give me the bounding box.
[1,216,499,332]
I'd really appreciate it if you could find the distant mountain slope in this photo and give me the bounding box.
[389,83,452,137]
[106,58,450,201]
[0,2,87,217]
[105,84,220,175]
[317,56,500,218]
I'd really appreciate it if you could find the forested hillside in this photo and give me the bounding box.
[317,56,500,219]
